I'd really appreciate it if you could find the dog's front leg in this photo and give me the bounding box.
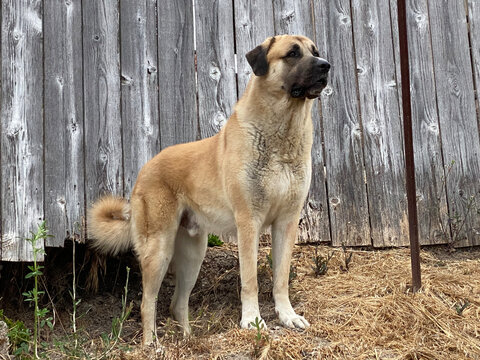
[271,217,310,329]
[236,220,265,329]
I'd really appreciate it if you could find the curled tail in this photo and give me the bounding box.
[87,196,132,256]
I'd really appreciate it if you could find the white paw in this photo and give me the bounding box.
[240,315,268,330]
[276,308,310,329]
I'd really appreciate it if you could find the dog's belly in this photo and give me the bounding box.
[180,203,236,236]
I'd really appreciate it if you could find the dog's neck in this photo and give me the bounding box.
[235,76,315,141]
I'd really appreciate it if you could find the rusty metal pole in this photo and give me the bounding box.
[397,0,422,292]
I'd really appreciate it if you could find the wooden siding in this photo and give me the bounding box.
[1,0,480,261]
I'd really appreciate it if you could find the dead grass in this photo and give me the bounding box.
[3,242,479,359]
[119,244,480,359]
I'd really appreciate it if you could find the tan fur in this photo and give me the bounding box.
[88,35,329,345]
[87,196,132,256]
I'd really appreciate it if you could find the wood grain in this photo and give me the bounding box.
[271,0,331,243]
[44,0,85,247]
[120,0,160,196]
[400,0,448,245]
[428,0,480,247]
[315,0,371,246]
[83,0,123,207]
[1,0,44,261]
[195,0,237,139]
[233,0,275,95]
[351,0,408,247]
[158,0,197,148]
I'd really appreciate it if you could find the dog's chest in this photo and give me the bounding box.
[246,151,311,209]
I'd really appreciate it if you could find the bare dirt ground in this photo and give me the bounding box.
[1,239,479,359]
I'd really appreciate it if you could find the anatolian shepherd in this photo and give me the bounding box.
[88,34,330,345]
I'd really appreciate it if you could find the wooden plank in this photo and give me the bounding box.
[195,0,237,139]
[83,0,123,207]
[271,0,331,243]
[234,0,275,95]
[351,0,408,247]
[314,1,371,246]
[44,0,85,247]
[428,0,480,247]
[399,0,448,245]
[120,0,160,196]
[158,0,197,148]
[0,0,44,261]
[469,1,480,136]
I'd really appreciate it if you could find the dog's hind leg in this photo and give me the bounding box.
[139,229,176,345]
[169,227,208,335]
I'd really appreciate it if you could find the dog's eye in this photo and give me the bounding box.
[286,50,299,58]
[313,50,320,57]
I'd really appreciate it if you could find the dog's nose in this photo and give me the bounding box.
[314,58,331,73]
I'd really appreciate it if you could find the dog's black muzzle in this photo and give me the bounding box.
[290,57,331,99]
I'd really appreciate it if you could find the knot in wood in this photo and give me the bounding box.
[308,200,321,211]
[147,62,157,74]
[322,86,333,96]
[367,123,380,135]
[428,124,438,134]
[209,64,221,82]
[330,197,340,207]
[340,15,350,25]
[213,112,226,131]
[282,10,295,23]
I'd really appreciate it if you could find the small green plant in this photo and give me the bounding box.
[266,252,273,269]
[455,300,470,316]
[340,242,353,272]
[0,309,31,356]
[207,234,224,247]
[23,221,53,359]
[100,266,133,358]
[250,317,269,358]
[69,232,81,354]
[311,246,334,277]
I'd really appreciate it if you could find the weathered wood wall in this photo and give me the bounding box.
[1,0,480,261]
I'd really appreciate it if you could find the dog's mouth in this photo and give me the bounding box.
[290,76,328,99]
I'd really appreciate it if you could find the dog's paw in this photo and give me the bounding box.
[276,308,310,329]
[240,316,268,330]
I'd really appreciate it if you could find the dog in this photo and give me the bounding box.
[88,34,330,345]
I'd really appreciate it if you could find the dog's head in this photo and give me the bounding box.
[246,35,330,99]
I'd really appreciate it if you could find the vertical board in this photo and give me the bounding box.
[83,0,123,207]
[469,0,480,127]
[158,0,197,148]
[314,1,371,246]
[402,0,448,245]
[195,0,237,139]
[0,0,44,261]
[44,0,85,246]
[428,0,480,247]
[351,0,408,247]
[120,0,160,196]
[234,0,275,95]
[271,0,331,243]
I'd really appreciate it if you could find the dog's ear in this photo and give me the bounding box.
[246,44,269,76]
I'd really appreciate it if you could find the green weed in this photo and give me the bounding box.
[0,309,31,357]
[23,221,53,359]
[311,246,334,277]
[208,234,224,247]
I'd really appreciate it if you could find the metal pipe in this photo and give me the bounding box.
[397,0,422,292]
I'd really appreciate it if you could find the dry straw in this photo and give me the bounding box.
[124,244,480,359]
